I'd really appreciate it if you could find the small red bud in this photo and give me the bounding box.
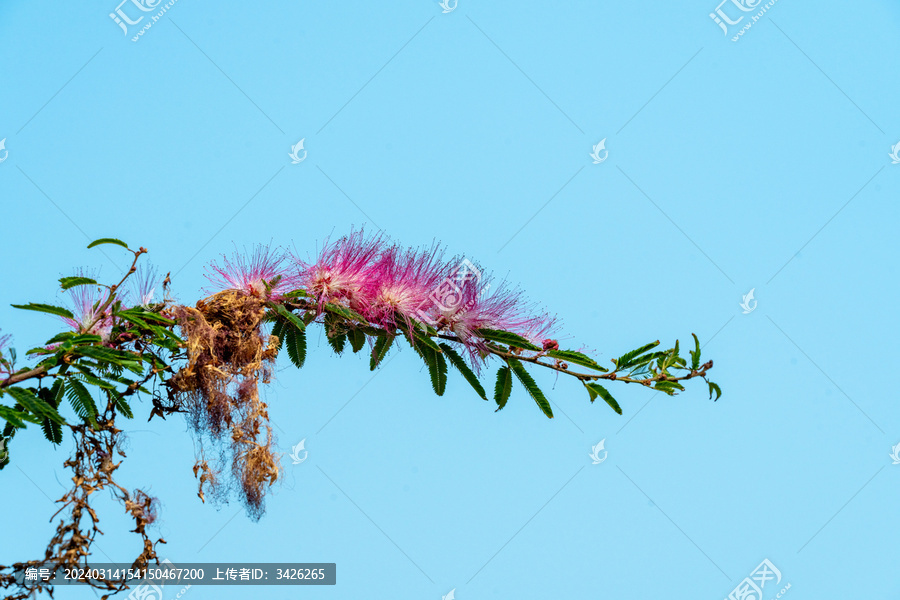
[542,339,559,351]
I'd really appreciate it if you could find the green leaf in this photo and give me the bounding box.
[132,310,175,325]
[690,333,701,371]
[69,333,108,344]
[49,379,65,408]
[281,289,309,299]
[41,418,63,444]
[584,383,622,415]
[11,303,74,319]
[324,302,368,324]
[626,351,668,371]
[5,387,65,424]
[114,311,150,329]
[546,350,609,372]
[45,331,77,345]
[395,319,432,353]
[142,352,169,374]
[348,328,366,354]
[262,274,283,294]
[507,359,553,418]
[271,304,306,332]
[410,318,437,336]
[147,325,182,348]
[476,329,541,351]
[87,237,128,249]
[370,334,394,370]
[614,341,661,369]
[109,389,133,419]
[708,381,722,401]
[65,379,99,422]
[494,367,513,411]
[409,324,443,354]
[72,367,116,390]
[270,319,285,352]
[284,326,307,369]
[327,332,347,355]
[65,334,104,346]
[0,405,39,428]
[59,276,98,290]
[397,321,446,395]
[74,346,143,371]
[654,380,685,396]
[425,347,448,396]
[99,372,147,393]
[439,343,487,401]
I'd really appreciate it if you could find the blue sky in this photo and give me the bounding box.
[1,1,899,598]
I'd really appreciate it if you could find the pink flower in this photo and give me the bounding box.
[423,267,492,340]
[129,265,161,308]
[62,272,113,341]
[213,229,564,365]
[205,245,300,301]
[475,282,558,345]
[511,307,558,346]
[295,229,385,314]
[411,274,554,370]
[430,276,558,362]
[362,243,449,330]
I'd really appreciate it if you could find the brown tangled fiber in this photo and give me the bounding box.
[0,423,162,600]
[167,290,280,519]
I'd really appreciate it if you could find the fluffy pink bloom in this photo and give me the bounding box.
[362,243,450,330]
[422,267,490,339]
[516,310,559,345]
[61,273,113,341]
[206,245,300,301]
[428,275,558,356]
[129,265,161,308]
[404,271,558,371]
[243,229,562,362]
[295,229,385,314]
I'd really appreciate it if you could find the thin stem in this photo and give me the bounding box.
[1,366,51,388]
[281,299,714,388]
[433,332,714,385]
